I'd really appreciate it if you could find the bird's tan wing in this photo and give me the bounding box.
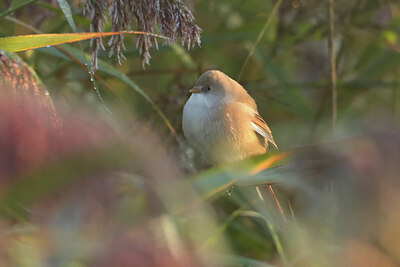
[250,113,278,149]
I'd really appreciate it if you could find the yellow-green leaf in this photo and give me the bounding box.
[0,31,168,52]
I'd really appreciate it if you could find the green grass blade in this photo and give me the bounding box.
[0,32,169,52]
[193,154,291,199]
[57,0,77,32]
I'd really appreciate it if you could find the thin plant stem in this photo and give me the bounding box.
[256,186,264,200]
[288,201,296,223]
[268,185,287,223]
[237,0,283,81]
[392,70,399,122]
[4,16,40,33]
[328,0,337,128]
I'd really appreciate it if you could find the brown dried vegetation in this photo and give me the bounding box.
[83,0,202,70]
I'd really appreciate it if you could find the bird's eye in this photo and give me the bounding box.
[207,86,211,91]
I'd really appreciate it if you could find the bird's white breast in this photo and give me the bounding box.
[183,94,214,143]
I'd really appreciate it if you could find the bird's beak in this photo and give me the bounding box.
[189,87,200,94]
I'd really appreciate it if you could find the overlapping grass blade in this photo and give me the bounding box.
[193,153,290,199]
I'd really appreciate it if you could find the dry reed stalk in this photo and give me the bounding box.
[83,0,202,71]
[328,0,337,128]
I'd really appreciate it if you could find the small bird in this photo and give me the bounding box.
[182,70,277,165]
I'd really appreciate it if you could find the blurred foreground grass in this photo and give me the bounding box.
[1,49,400,266]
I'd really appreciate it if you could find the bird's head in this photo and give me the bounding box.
[188,70,256,110]
[189,70,240,102]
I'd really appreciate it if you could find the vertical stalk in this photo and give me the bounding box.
[268,185,287,223]
[392,69,399,122]
[328,0,337,128]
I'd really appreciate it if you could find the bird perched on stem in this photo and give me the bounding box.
[182,70,277,165]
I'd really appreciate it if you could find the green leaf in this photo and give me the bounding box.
[0,32,169,52]
[192,153,291,199]
[57,0,77,32]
